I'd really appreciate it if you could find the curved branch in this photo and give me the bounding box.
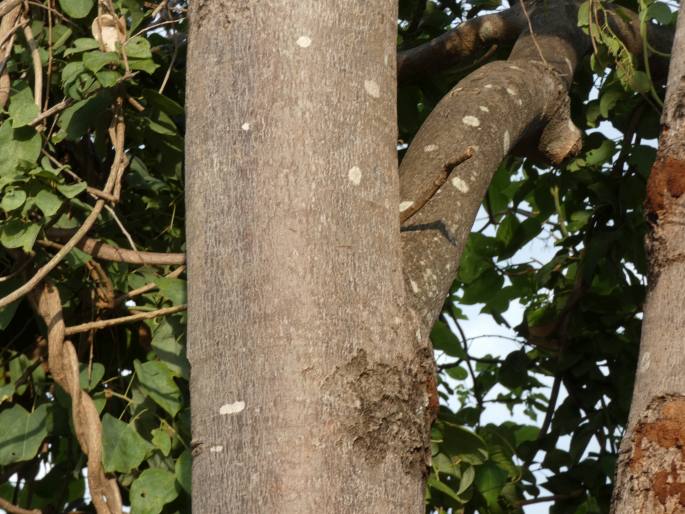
[398,5,527,83]
[399,0,587,338]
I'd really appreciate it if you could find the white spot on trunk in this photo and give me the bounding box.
[479,105,489,113]
[462,116,480,127]
[399,200,414,212]
[410,280,420,293]
[348,166,362,185]
[451,176,469,193]
[503,130,510,153]
[219,401,246,415]
[506,87,517,96]
[565,57,573,74]
[384,54,389,66]
[508,65,523,71]
[423,144,439,153]
[241,122,250,131]
[364,80,380,98]
[639,352,651,372]
[210,445,224,453]
[296,36,312,48]
[484,84,493,89]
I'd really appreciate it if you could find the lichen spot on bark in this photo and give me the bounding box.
[296,35,312,48]
[424,144,439,153]
[364,80,380,98]
[479,106,489,113]
[646,156,685,219]
[348,166,362,186]
[625,395,685,511]
[399,201,414,213]
[241,122,250,131]
[462,116,480,127]
[321,350,431,474]
[451,176,470,193]
[219,401,246,415]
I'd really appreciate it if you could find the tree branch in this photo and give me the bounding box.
[64,304,186,335]
[398,5,526,83]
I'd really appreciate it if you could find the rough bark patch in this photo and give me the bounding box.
[615,395,685,513]
[192,1,249,30]
[645,156,685,219]
[322,349,433,475]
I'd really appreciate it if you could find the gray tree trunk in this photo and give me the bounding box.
[184,2,430,512]
[611,2,685,512]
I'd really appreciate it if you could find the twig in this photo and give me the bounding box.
[519,0,548,67]
[29,98,73,127]
[158,39,177,94]
[104,205,138,251]
[65,304,187,335]
[114,265,185,306]
[400,146,475,224]
[22,21,42,110]
[0,497,41,514]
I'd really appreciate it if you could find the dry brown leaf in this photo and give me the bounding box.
[91,14,125,52]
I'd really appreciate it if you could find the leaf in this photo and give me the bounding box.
[0,404,50,465]
[175,449,191,494]
[151,318,189,380]
[646,2,674,24]
[630,70,652,94]
[427,475,465,504]
[430,320,466,359]
[63,37,100,56]
[0,219,41,251]
[8,83,40,127]
[83,51,120,73]
[151,428,171,456]
[155,277,186,305]
[101,414,153,473]
[0,277,22,330]
[499,350,529,389]
[134,360,183,416]
[55,93,111,141]
[33,189,63,217]
[78,362,105,391]
[56,181,87,198]
[0,383,14,404]
[95,69,121,87]
[128,58,160,75]
[125,36,152,59]
[57,0,94,19]
[1,187,27,211]
[0,122,41,176]
[439,424,488,465]
[130,468,178,514]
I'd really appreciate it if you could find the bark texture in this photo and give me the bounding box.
[185,1,429,513]
[612,2,685,513]
[399,0,587,338]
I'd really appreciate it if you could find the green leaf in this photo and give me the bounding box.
[175,449,191,494]
[151,318,189,380]
[33,189,63,217]
[0,277,21,330]
[56,181,87,198]
[630,70,652,94]
[427,475,465,504]
[95,69,122,87]
[101,414,153,474]
[151,428,171,456]
[55,93,111,141]
[57,0,94,19]
[83,51,120,73]
[0,383,14,404]
[134,360,183,416]
[8,83,40,127]
[61,61,86,87]
[439,424,488,465]
[499,350,529,389]
[0,122,41,176]
[79,362,105,391]
[0,219,41,251]
[155,277,186,305]
[64,38,100,56]
[0,404,50,465]
[130,468,178,514]
[646,2,674,25]
[1,187,27,211]
[128,58,160,75]
[124,36,152,59]
[430,320,466,359]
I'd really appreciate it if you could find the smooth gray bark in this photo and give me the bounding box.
[612,2,685,512]
[185,2,429,513]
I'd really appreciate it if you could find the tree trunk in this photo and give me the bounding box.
[612,3,685,512]
[184,2,430,513]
